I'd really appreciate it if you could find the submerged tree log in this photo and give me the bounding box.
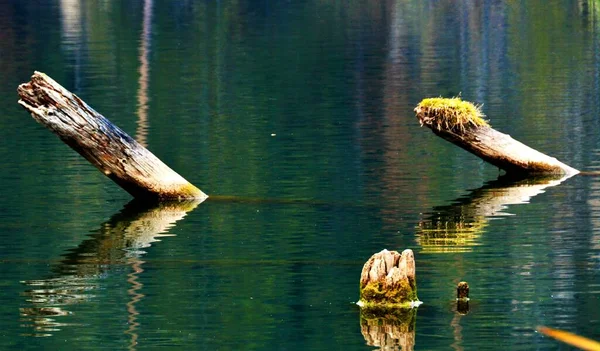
[415,97,579,176]
[17,71,207,201]
[358,249,421,311]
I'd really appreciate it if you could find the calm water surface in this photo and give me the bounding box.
[1,1,599,350]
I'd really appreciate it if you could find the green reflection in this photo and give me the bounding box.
[20,199,200,341]
[416,174,573,253]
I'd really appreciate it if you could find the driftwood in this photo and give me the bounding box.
[358,249,421,310]
[17,72,207,201]
[415,98,579,176]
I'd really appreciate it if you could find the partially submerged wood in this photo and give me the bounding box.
[456,281,469,300]
[456,281,470,315]
[17,71,207,201]
[358,249,421,311]
[415,97,579,176]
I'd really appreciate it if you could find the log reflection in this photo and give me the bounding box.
[20,199,200,339]
[360,309,417,351]
[416,174,572,253]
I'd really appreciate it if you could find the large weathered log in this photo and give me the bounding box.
[18,71,207,201]
[358,249,421,311]
[415,97,579,176]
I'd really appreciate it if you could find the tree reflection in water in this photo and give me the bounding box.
[19,199,201,344]
[416,174,572,253]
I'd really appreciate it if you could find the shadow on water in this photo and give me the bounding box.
[19,199,201,344]
[415,174,574,253]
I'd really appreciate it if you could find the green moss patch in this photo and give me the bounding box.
[358,278,420,313]
[360,279,416,304]
[415,97,488,131]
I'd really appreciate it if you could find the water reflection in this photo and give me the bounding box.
[59,0,83,90]
[20,199,200,339]
[136,0,153,147]
[360,309,417,351]
[416,174,573,253]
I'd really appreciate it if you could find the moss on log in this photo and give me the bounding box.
[358,249,421,311]
[415,97,579,176]
[17,71,207,201]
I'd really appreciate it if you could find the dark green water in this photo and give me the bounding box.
[1,1,599,350]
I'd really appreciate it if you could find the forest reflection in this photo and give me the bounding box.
[20,199,200,341]
[416,174,573,253]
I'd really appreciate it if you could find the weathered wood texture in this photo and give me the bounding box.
[18,71,207,201]
[358,249,420,310]
[415,105,579,176]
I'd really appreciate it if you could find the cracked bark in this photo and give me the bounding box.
[415,105,579,176]
[18,71,207,201]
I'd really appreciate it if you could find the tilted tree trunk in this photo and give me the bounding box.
[415,98,579,176]
[17,71,207,201]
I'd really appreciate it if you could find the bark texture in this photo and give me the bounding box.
[18,71,207,201]
[358,249,420,310]
[415,104,579,176]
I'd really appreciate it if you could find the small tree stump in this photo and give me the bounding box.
[456,281,470,315]
[17,71,207,201]
[457,281,469,300]
[358,249,421,310]
[415,97,579,176]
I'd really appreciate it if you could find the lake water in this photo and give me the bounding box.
[1,1,599,350]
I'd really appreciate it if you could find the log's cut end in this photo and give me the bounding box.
[415,97,488,132]
[358,249,421,312]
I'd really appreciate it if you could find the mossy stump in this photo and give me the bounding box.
[415,97,578,176]
[358,249,420,312]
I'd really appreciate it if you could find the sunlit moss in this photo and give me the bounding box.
[359,278,419,311]
[415,97,488,132]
